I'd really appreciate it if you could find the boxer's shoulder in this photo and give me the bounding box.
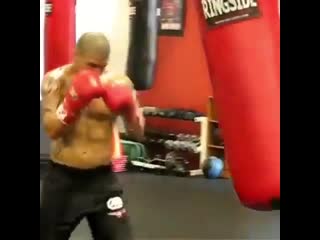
[42,65,69,95]
[100,71,133,88]
[45,64,70,80]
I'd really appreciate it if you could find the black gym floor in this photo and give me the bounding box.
[40,168,280,240]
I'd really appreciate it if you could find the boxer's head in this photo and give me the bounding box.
[73,32,110,73]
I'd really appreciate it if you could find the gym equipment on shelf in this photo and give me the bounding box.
[212,128,224,146]
[121,140,147,161]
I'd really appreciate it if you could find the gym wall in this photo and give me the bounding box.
[138,0,213,134]
[76,0,130,75]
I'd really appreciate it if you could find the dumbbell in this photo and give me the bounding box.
[156,110,166,117]
[157,138,166,144]
[176,134,197,142]
[168,133,178,140]
[164,151,177,170]
[191,142,201,153]
[179,141,189,151]
[167,110,177,118]
[184,142,194,153]
[181,134,189,141]
[165,152,188,176]
[190,135,199,141]
[164,140,175,150]
[174,161,188,175]
[172,141,181,150]
[184,140,200,153]
[143,107,158,116]
[175,110,186,119]
[183,111,197,120]
[178,140,193,151]
[156,109,174,118]
[176,133,185,141]
[183,135,197,142]
[173,156,189,176]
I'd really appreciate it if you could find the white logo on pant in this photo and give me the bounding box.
[106,197,123,211]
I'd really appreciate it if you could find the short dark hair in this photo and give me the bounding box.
[76,32,110,60]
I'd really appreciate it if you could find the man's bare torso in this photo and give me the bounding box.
[46,65,118,169]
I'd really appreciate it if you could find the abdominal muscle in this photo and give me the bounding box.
[51,102,116,169]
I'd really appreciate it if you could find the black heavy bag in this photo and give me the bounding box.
[127,0,159,90]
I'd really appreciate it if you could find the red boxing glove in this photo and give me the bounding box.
[56,69,104,124]
[102,84,142,122]
[102,83,145,137]
[102,84,135,113]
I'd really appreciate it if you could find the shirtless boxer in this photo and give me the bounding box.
[40,32,144,240]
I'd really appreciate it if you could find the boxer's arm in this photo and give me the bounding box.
[108,75,145,140]
[41,74,67,139]
[125,96,145,141]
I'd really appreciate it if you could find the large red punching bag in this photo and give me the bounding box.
[198,0,280,210]
[44,0,76,73]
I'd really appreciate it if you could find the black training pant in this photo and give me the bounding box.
[40,161,133,240]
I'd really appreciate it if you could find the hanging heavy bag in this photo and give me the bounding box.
[44,0,75,73]
[197,0,279,211]
[127,0,159,90]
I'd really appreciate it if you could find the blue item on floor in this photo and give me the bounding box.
[203,156,224,179]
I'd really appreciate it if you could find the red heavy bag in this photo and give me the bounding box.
[198,0,280,210]
[44,0,76,73]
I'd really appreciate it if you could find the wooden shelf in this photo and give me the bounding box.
[208,119,219,124]
[222,170,231,179]
[208,144,224,150]
[206,97,231,179]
